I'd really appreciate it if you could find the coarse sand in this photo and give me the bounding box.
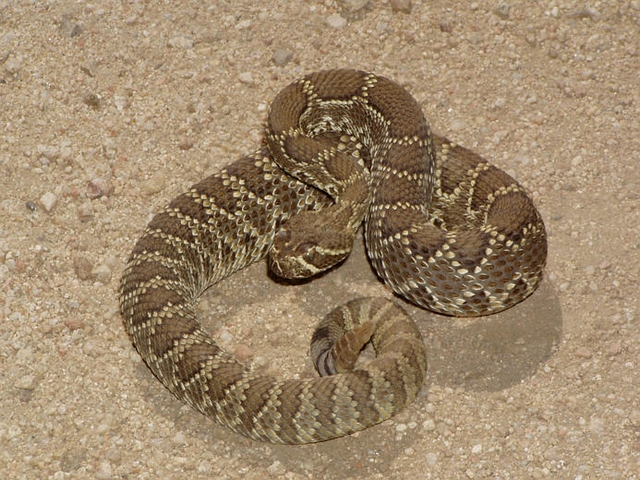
[1,1,638,479]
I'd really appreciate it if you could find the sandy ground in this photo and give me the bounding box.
[1,1,639,479]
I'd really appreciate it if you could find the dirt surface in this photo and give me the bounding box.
[1,1,639,479]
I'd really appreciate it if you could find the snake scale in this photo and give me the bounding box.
[120,69,547,444]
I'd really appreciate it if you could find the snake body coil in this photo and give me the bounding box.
[120,70,547,444]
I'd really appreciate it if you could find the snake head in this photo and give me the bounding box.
[268,214,354,280]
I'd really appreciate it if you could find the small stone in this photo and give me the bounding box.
[178,137,195,151]
[96,461,112,480]
[168,35,194,49]
[389,0,412,13]
[326,14,347,28]
[37,144,59,160]
[272,49,293,67]
[64,318,85,331]
[238,72,254,85]
[234,344,253,361]
[471,443,482,454]
[574,346,592,359]
[4,55,22,74]
[141,171,166,195]
[219,328,233,345]
[78,201,95,222]
[494,3,510,19]
[87,178,114,199]
[425,452,438,466]
[449,119,468,132]
[16,346,33,364]
[91,264,112,284]
[14,373,37,391]
[15,374,37,401]
[341,0,369,13]
[172,431,186,444]
[423,419,436,431]
[59,16,84,37]
[605,341,622,356]
[83,93,102,109]
[588,416,604,434]
[73,255,94,280]
[267,460,286,477]
[40,192,58,212]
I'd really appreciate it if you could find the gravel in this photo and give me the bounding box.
[1,1,638,479]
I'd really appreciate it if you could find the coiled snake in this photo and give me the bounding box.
[120,69,547,444]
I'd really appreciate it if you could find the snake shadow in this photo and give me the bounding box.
[290,235,564,393]
[405,276,562,392]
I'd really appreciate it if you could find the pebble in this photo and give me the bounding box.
[425,452,438,466]
[83,93,102,109]
[95,461,112,480]
[77,201,95,222]
[449,119,468,132]
[605,341,621,356]
[40,192,58,212]
[219,328,233,344]
[238,72,254,85]
[171,431,186,444]
[267,460,286,477]
[168,35,194,49]
[574,346,593,359]
[272,48,293,67]
[87,178,114,199]
[141,171,166,195]
[494,3,511,19]
[91,264,112,285]
[38,144,59,160]
[73,256,94,281]
[341,0,369,15]
[326,14,347,28]
[234,344,253,361]
[59,17,84,37]
[14,373,37,391]
[389,0,412,13]
[588,416,604,434]
[422,418,436,431]
[178,137,195,150]
[63,318,85,331]
[4,54,22,74]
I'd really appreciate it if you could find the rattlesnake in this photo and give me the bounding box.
[120,69,547,444]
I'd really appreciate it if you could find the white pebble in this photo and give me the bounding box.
[238,72,254,84]
[40,192,58,212]
[219,328,233,344]
[172,431,186,444]
[4,55,22,74]
[141,171,166,195]
[92,264,112,284]
[96,461,112,480]
[266,460,286,477]
[326,14,347,28]
[422,418,436,431]
[168,35,194,49]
